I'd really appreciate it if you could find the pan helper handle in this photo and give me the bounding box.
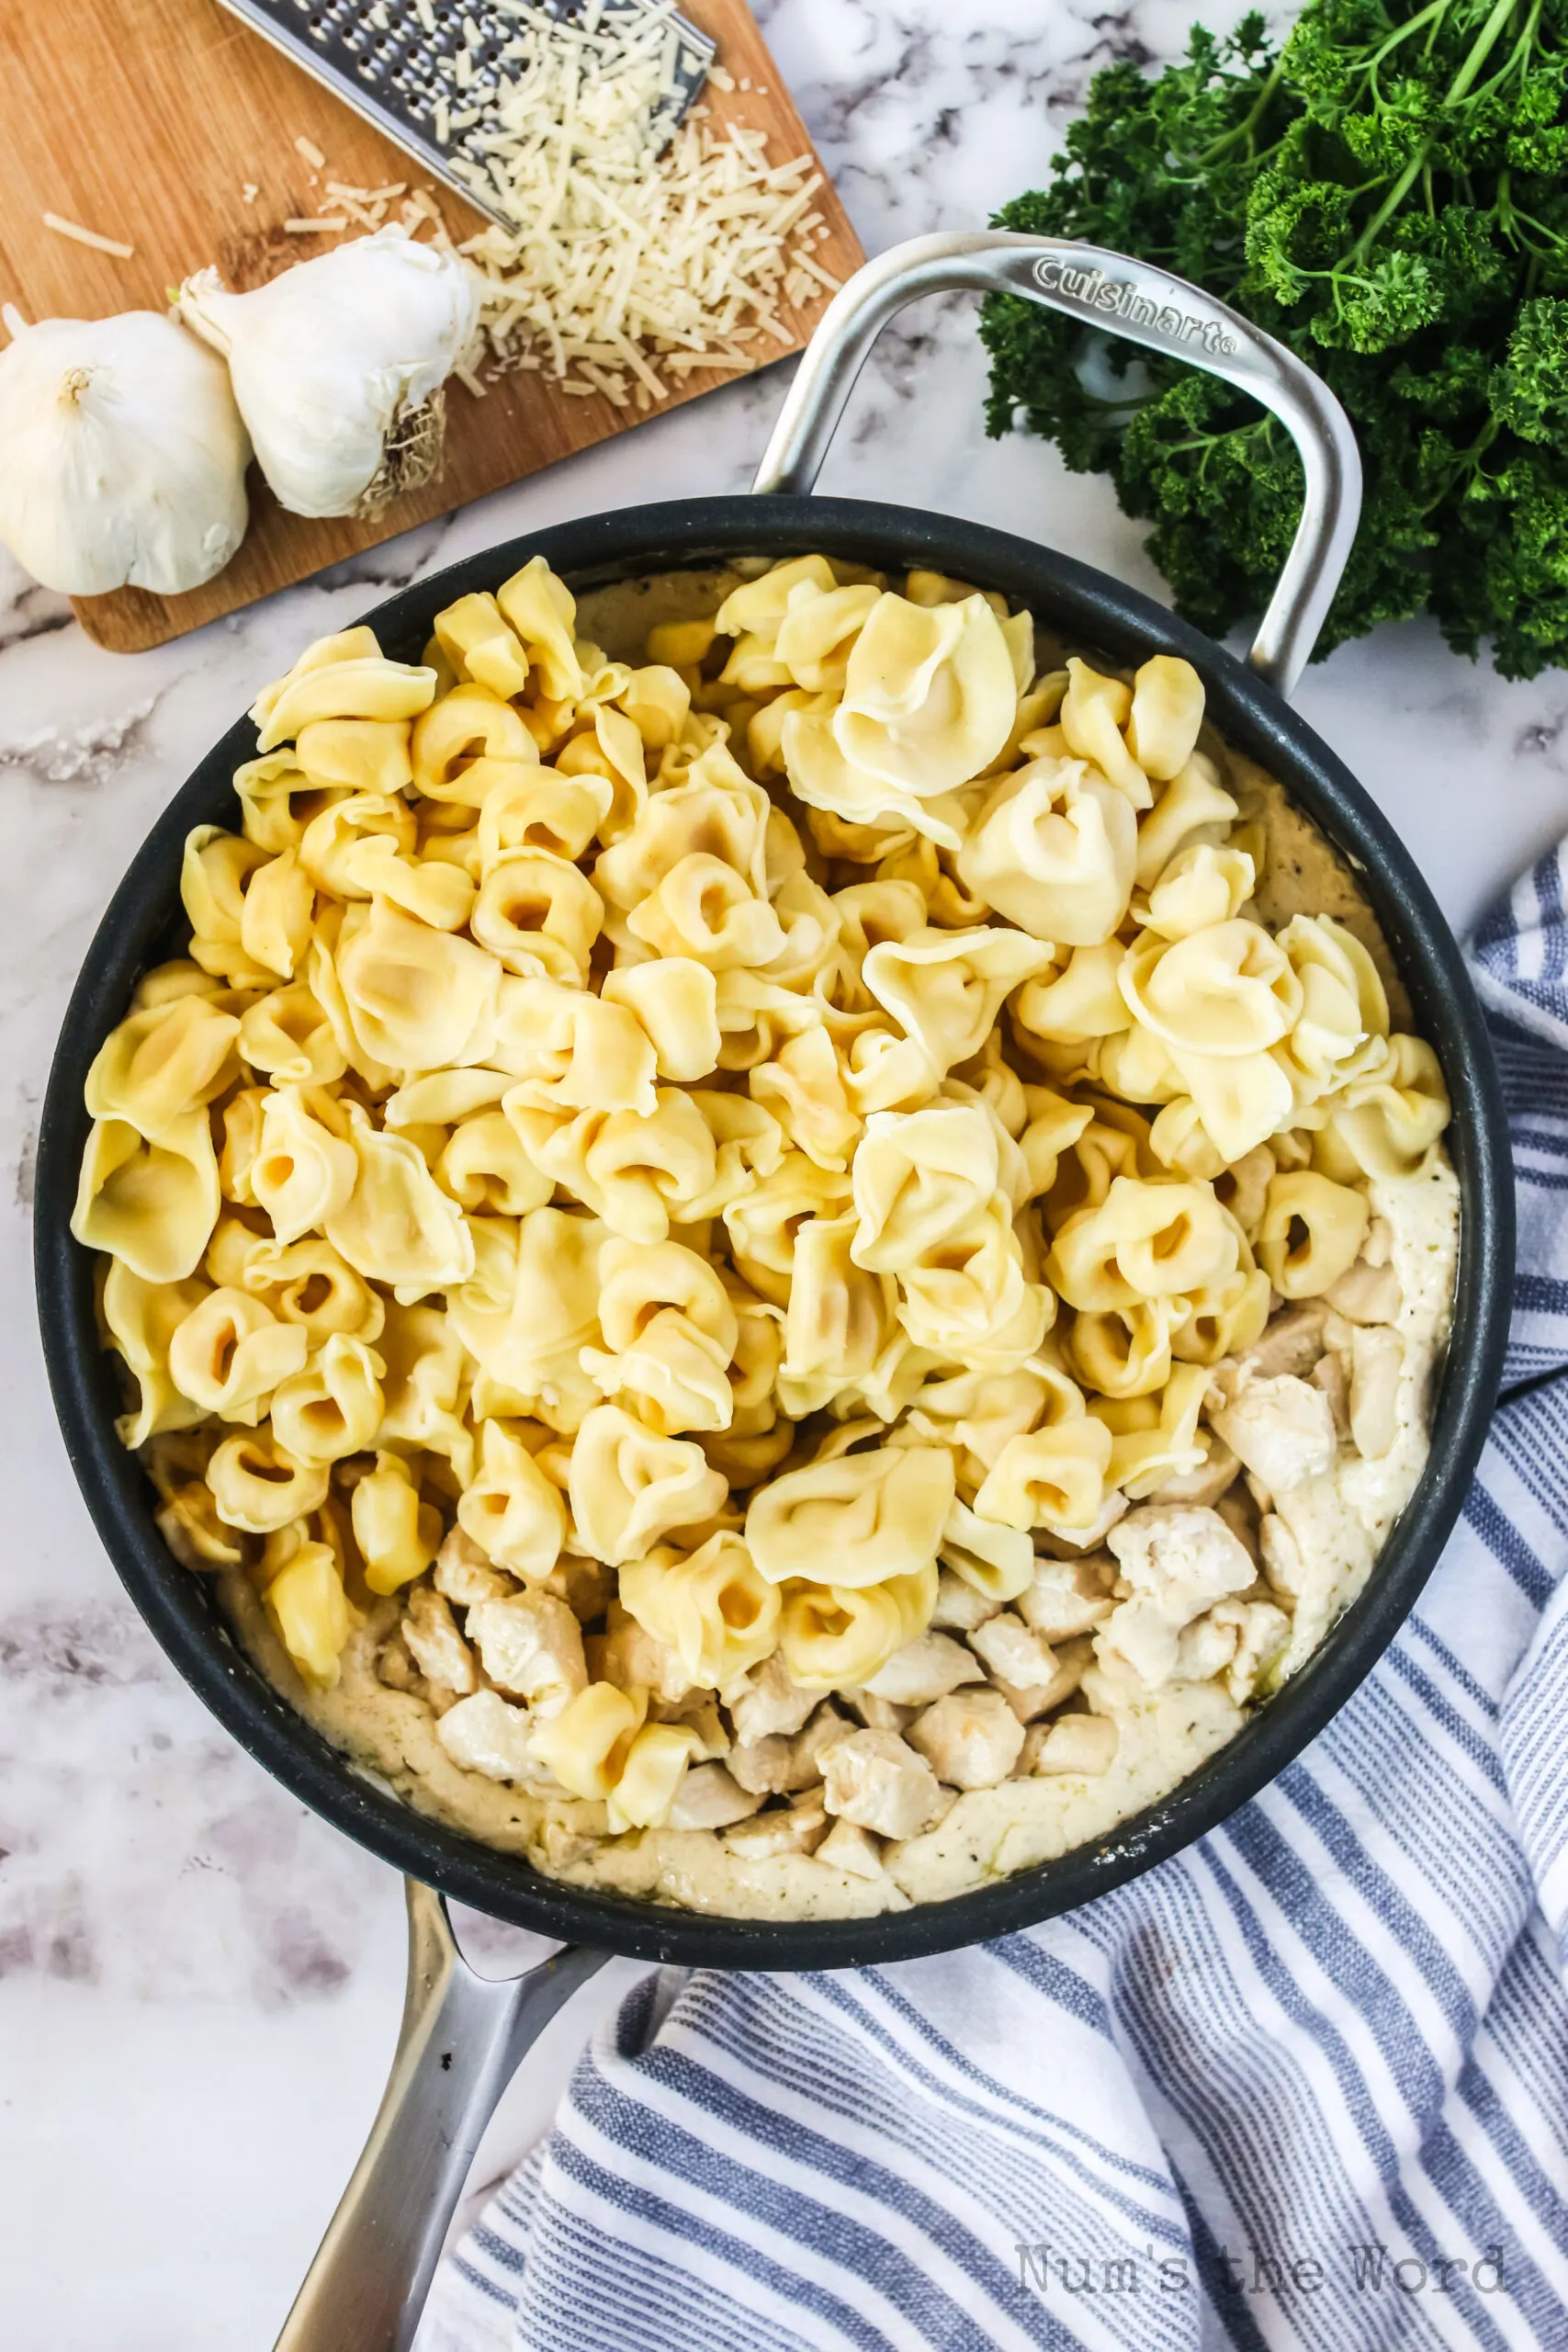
[274,1882,609,2352]
[750,231,1362,702]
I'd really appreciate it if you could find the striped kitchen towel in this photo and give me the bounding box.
[420,848,1567,2352]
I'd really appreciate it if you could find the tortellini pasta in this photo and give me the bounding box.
[78,555,1451,1865]
[1047,1178,1237,1313]
[974,1418,1113,1535]
[457,1418,568,1579]
[851,1102,1010,1272]
[778,1563,939,1690]
[580,1238,737,1434]
[957,757,1135,945]
[568,1405,728,1565]
[1256,1170,1369,1298]
[863,925,1056,1079]
[832,592,1019,798]
[745,1444,954,1589]
[619,1532,781,1690]
[73,1113,221,1283]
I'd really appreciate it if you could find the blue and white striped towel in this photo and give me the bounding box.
[423,844,1568,2352]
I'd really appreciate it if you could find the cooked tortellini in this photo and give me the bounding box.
[81,555,1453,1905]
[745,1444,955,1589]
[957,758,1136,945]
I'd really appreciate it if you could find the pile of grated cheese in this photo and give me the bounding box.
[438,1,841,409]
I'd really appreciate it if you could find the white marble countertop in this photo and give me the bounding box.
[3,2,1564,2345]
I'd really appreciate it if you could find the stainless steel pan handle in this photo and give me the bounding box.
[274,1882,609,2352]
[751,231,1362,701]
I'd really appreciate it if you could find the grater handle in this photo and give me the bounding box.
[750,231,1362,700]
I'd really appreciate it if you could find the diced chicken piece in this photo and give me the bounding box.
[377,1631,423,1695]
[1348,1325,1404,1461]
[1108,1505,1258,1611]
[667,1761,764,1830]
[864,1632,985,1706]
[1215,1143,1275,1231]
[1035,1487,1128,1559]
[1014,1553,1114,1641]
[725,1794,830,1860]
[1174,1611,1240,1684]
[465,1592,587,1720]
[819,1728,942,1839]
[1361,1216,1393,1268]
[1210,1371,1337,1495]
[1258,1512,1305,1600]
[1209,1598,1292,1702]
[908,1689,1026,1789]
[1326,1259,1402,1324]
[1032,1713,1120,1778]
[930,1567,1006,1633]
[990,1633,1094,1724]
[1151,1440,1241,1510]
[989,1678,1055,1729]
[1323,1307,1355,1355]
[728,1702,848,1795]
[1017,1718,1050,1772]
[726,1650,819,1744]
[433,1525,514,1608]
[536,1815,601,1871]
[840,1688,917,1733]
[1240,1302,1329,1381]
[727,1736,795,1796]
[402,1587,479,1696]
[436,1689,538,1782]
[792,1702,852,1781]
[816,1817,886,1879]
[652,1696,729,1758]
[589,1605,695,1708]
[1100,1505,1258,1690]
[967,1611,1058,1690]
[543,1555,615,1621]
[1312,1351,1351,1440]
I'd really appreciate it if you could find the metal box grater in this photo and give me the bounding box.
[214,0,716,228]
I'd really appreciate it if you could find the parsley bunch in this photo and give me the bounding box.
[981,0,1568,676]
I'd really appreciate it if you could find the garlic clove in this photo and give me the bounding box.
[0,304,250,597]
[176,228,480,521]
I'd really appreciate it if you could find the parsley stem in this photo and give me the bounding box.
[1348,0,1527,263]
[1361,0,1450,76]
[1198,52,1286,163]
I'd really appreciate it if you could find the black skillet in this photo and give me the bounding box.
[33,235,1513,2348]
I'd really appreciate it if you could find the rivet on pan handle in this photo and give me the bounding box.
[273,1883,609,2352]
[750,231,1362,702]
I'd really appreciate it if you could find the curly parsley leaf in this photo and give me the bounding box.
[981,1,1568,677]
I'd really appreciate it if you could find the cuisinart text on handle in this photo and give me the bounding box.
[1033,257,1241,355]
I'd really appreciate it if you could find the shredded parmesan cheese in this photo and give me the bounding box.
[285,215,348,234]
[41,213,134,260]
[295,135,327,170]
[434,3,826,403]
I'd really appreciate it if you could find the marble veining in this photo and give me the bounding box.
[2,1,1565,2343]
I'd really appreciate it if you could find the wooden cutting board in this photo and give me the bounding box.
[0,0,862,653]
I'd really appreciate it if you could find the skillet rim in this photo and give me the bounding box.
[33,493,1513,1969]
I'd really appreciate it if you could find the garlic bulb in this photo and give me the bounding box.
[0,306,250,597]
[176,230,480,521]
